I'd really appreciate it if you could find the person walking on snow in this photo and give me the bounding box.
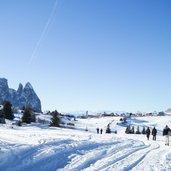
[163,125,170,146]
[100,128,103,134]
[152,127,157,141]
[96,128,99,134]
[146,127,150,140]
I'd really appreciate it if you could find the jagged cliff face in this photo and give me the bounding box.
[0,78,41,112]
[0,78,9,101]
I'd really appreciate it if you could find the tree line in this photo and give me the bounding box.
[0,101,60,127]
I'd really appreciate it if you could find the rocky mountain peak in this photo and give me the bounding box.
[0,78,41,112]
[24,82,33,90]
[0,78,8,90]
[17,83,23,95]
[0,78,8,85]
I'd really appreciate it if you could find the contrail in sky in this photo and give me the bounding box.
[29,0,59,64]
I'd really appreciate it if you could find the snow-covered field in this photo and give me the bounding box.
[1,116,171,171]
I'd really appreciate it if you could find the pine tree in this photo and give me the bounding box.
[3,101,14,120]
[106,124,111,133]
[50,110,60,127]
[0,109,4,118]
[125,125,130,134]
[0,109,6,124]
[22,106,32,124]
[142,127,146,134]
[136,126,141,134]
[131,126,135,134]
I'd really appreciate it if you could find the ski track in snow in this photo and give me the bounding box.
[1,136,171,171]
[0,136,121,171]
[1,116,171,171]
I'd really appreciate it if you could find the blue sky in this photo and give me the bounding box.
[1,0,171,112]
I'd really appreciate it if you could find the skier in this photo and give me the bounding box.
[152,127,157,140]
[163,125,170,146]
[146,127,150,140]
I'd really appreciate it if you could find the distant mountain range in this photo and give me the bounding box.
[0,78,41,112]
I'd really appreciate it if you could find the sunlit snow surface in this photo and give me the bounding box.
[0,116,171,171]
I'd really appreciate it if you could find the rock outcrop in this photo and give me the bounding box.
[0,78,41,112]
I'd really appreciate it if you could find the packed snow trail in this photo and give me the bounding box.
[1,116,171,171]
[1,132,171,171]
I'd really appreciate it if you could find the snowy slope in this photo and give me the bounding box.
[0,116,171,171]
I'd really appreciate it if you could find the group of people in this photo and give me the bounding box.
[96,128,103,134]
[146,127,157,140]
[96,125,171,146]
[146,125,171,146]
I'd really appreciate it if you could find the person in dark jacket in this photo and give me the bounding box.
[163,125,170,145]
[146,127,150,140]
[152,127,157,141]
[100,128,103,134]
[96,128,99,134]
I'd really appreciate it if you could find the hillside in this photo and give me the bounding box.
[0,116,171,171]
